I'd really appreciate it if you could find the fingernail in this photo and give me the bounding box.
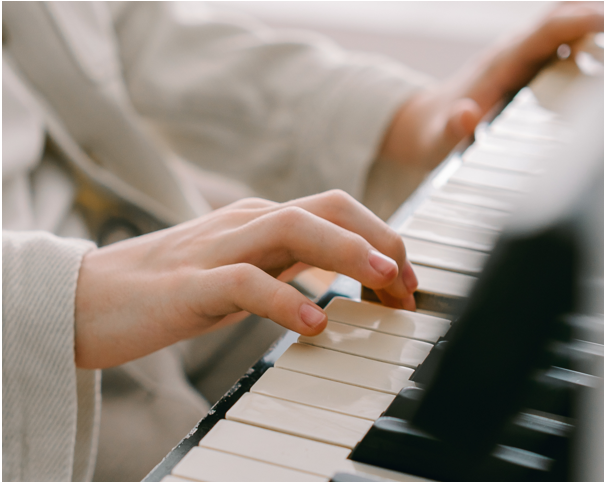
[300,303,326,329]
[402,259,418,292]
[369,249,398,278]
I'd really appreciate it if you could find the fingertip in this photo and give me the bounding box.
[401,293,417,312]
[447,98,482,140]
[299,303,327,335]
[461,102,483,134]
[374,289,404,310]
[402,259,419,293]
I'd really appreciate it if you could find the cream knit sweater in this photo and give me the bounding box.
[2,231,100,481]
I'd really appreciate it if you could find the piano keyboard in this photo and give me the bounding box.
[148,53,603,482]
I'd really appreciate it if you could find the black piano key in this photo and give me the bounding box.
[409,339,450,386]
[350,415,563,481]
[522,366,599,420]
[564,314,604,345]
[524,372,578,419]
[409,221,578,456]
[497,412,573,465]
[382,387,424,420]
[546,340,603,377]
[350,417,456,481]
[474,444,556,481]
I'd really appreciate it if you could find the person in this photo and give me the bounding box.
[2,1,603,481]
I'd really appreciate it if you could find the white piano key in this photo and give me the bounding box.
[490,116,567,141]
[414,199,509,231]
[251,367,393,420]
[275,343,415,394]
[200,419,349,477]
[400,216,498,252]
[499,101,560,122]
[490,100,567,138]
[462,144,547,175]
[417,308,453,320]
[172,446,324,481]
[341,461,433,482]
[325,297,450,343]
[475,131,557,159]
[299,321,432,368]
[501,103,559,124]
[430,182,520,212]
[160,476,194,482]
[504,86,548,111]
[226,392,372,449]
[413,263,477,299]
[402,236,488,275]
[199,420,428,482]
[450,166,532,193]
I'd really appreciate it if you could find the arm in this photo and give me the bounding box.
[74,191,418,369]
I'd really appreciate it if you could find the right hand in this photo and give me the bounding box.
[379,2,603,171]
[74,190,418,369]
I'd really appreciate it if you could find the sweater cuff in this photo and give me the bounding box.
[295,55,433,201]
[2,231,97,481]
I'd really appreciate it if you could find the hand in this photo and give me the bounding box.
[380,2,604,170]
[74,190,418,369]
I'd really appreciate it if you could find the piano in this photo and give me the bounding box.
[144,42,604,482]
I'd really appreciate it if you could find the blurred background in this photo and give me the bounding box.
[209,1,555,80]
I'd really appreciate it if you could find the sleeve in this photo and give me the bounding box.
[2,231,100,482]
[110,2,432,202]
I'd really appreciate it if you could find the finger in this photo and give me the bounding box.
[199,263,328,336]
[240,205,412,300]
[278,191,416,298]
[445,98,483,142]
[374,288,417,312]
[277,262,312,283]
[199,191,415,304]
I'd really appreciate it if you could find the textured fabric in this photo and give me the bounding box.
[112,1,430,203]
[93,347,210,482]
[3,2,207,226]
[2,231,98,481]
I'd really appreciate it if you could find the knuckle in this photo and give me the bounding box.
[228,263,256,289]
[273,206,309,228]
[324,189,355,209]
[316,189,357,223]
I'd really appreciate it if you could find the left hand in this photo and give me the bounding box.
[379,2,604,170]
